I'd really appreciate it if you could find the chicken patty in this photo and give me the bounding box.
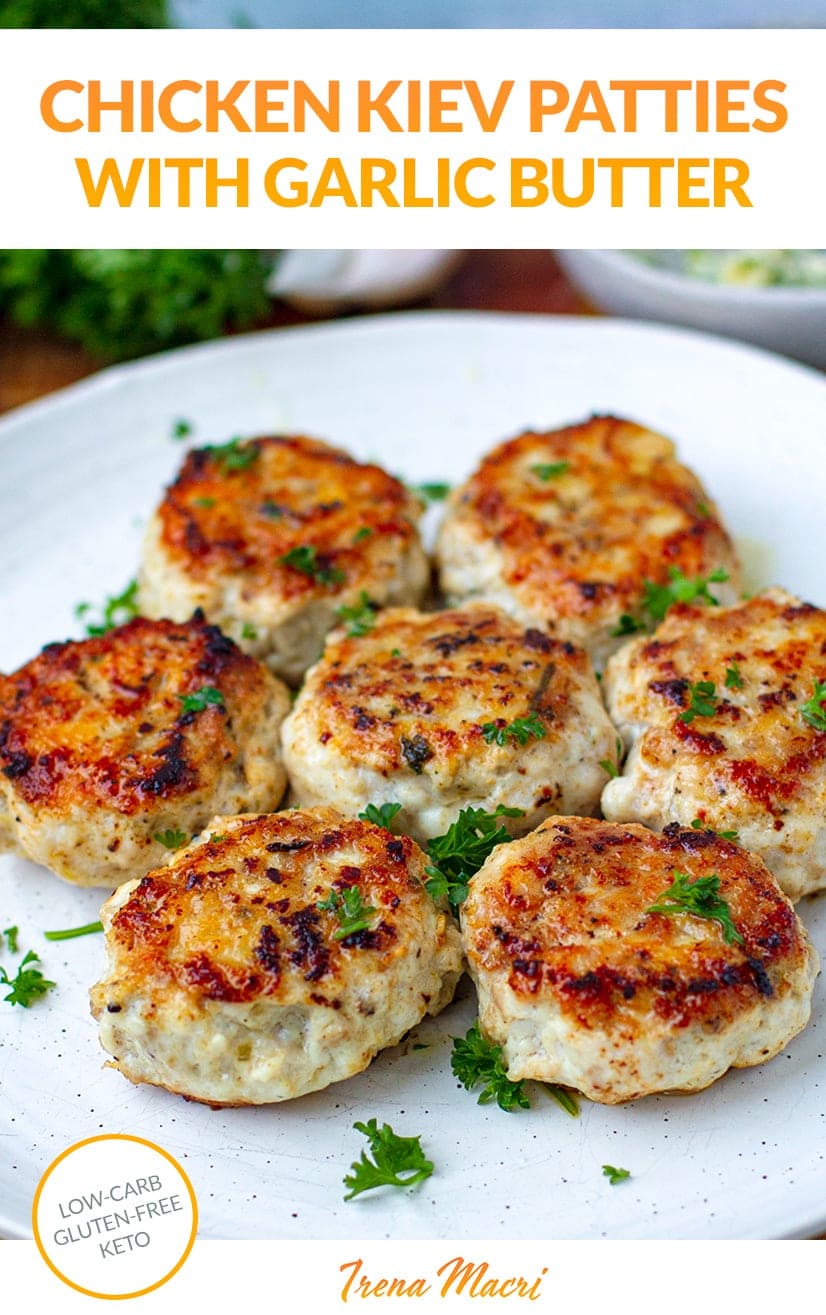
[0,615,289,888]
[282,605,617,843]
[435,415,741,669]
[138,434,429,684]
[461,817,817,1104]
[602,588,826,902]
[91,808,463,1105]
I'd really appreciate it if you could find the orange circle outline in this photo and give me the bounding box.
[32,1133,198,1301]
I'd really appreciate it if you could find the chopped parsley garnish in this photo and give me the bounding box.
[410,481,451,503]
[642,567,730,623]
[725,663,744,690]
[279,545,345,587]
[358,802,402,829]
[204,436,258,472]
[2,926,19,954]
[696,500,711,519]
[612,612,647,637]
[178,685,225,714]
[530,461,570,481]
[690,818,740,842]
[343,1120,434,1201]
[543,1084,580,1117]
[171,418,193,440]
[600,736,624,778]
[317,886,377,941]
[800,679,826,732]
[480,713,546,747]
[353,526,373,543]
[0,948,55,1007]
[646,870,743,945]
[155,828,189,850]
[241,622,258,641]
[451,1024,530,1112]
[193,496,216,508]
[602,1165,631,1185]
[75,579,140,637]
[44,922,103,941]
[425,805,524,914]
[680,680,718,724]
[208,833,227,843]
[336,591,379,637]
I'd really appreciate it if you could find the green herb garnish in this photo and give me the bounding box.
[193,496,216,509]
[543,1084,580,1117]
[2,926,19,954]
[600,736,623,779]
[343,1120,434,1201]
[602,1165,631,1185]
[0,949,55,1007]
[425,805,523,914]
[178,685,224,714]
[154,828,189,850]
[171,418,193,440]
[317,886,377,941]
[353,526,373,543]
[279,545,345,587]
[358,802,402,829]
[642,567,730,623]
[451,1024,530,1112]
[204,437,259,472]
[800,679,826,732]
[241,622,258,641]
[646,869,743,945]
[725,663,744,690]
[410,482,451,503]
[690,818,740,842]
[480,713,546,747]
[680,680,718,724]
[530,461,570,481]
[336,591,378,637]
[44,922,103,941]
[75,579,140,637]
[612,613,646,637]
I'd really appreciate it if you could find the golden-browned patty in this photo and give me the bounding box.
[602,588,826,902]
[91,808,463,1105]
[282,605,617,842]
[138,434,429,684]
[435,415,741,668]
[0,615,290,887]
[461,817,817,1104]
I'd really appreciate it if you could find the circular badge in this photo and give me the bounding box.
[32,1134,198,1300]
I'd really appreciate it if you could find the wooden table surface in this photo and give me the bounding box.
[0,251,587,415]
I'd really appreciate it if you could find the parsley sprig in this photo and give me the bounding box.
[178,686,224,715]
[603,1165,631,1185]
[451,1025,530,1112]
[343,1120,434,1201]
[44,922,103,942]
[530,461,570,481]
[155,828,189,850]
[800,679,826,732]
[0,948,55,1007]
[690,818,740,842]
[279,545,345,587]
[680,680,718,725]
[612,567,729,637]
[336,591,379,637]
[204,436,258,472]
[480,713,546,747]
[358,802,402,830]
[75,579,140,637]
[317,886,377,940]
[409,481,451,503]
[725,663,744,690]
[646,870,743,945]
[425,805,524,914]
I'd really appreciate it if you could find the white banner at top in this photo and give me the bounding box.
[0,27,823,247]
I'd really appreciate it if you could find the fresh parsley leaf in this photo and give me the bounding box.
[690,818,740,842]
[75,579,139,637]
[241,622,258,641]
[612,613,646,637]
[317,886,376,941]
[343,1119,434,1201]
[680,680,718,724]
[800,679,826,732]
[279,544,345,587]
[410,482,451,503]
[0,949,55,1007]
[480,712,546,747]
[451,1024,530,1112]
[155,828,189,850]
[336,591,379,637]
[353,526,373,543]
[646,869,743,945]
[530,461,570,481]
[193,496,216,509]
[208,833,227,843]
[204,436,259,472]
[171,418,193,440]
[603,1164,631,1185]
[600,736,624,779]
[390,647,402,658]
[2,926,19,954]
[425,805,524,914]
[543,1084,580,1117]
[642,567,729,623]
[725,663,744,690]
[358,802,402,829]
[177,685,224,714]
[44,921,103,942]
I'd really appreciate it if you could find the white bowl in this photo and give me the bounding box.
[556,249,826,370]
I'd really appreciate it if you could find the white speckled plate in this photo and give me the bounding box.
[0,311,824,1241]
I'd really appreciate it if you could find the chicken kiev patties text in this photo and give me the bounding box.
[461,817,817,1104]
[435,416,741,668]
[91,808,463,1105]
[138,435,429,684]
[602,588,826,902]
[0,615,289,888]
[282,605,617,843]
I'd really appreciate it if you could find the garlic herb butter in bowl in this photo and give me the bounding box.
[555,249,826,369]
